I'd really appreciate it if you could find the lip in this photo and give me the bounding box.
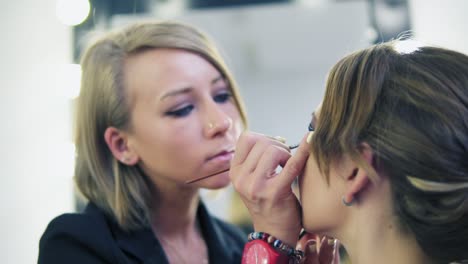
[206,149,235,162]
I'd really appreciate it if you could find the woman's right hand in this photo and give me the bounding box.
[229,131,311,246]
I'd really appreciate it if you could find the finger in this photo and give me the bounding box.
[230,131,259,168]
[301,239,319,264]
[297,232,319,248]
[318,237,339,264]
[332,240,341,264]
[230,134,290,201]
[240,139,275,177]
[231,132,289,168]
[254,144,291,180]
[276,133,311,188]
[265,135,286,143]
[265,135,292,151]
[262,135,291,152]
[238,134,292,176]
[234,144,288,203]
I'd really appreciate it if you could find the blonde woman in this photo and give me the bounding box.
[39,21,248,264]
[231,40,468,264]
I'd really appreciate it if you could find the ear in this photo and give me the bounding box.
[343,142,374,204]
[104,127,139,166]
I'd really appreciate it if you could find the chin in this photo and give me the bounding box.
[302,215,319,234]
[202,174,231,189]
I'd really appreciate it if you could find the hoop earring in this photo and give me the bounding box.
[342,196,355,206]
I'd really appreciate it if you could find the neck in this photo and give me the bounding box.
[337,179,433,264]
[341,221,432,264]
[150,179,200,237]
[149,181,208,264]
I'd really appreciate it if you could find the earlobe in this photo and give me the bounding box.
[343,143,374,205]
[104,127,138,165]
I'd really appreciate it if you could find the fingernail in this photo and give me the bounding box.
[274,136,286,143]
[306,132,314,144]
[299,228,307,239]
[327,238,336,246]
[307,240,317,253]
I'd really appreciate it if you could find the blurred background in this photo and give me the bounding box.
[1,0,467,262]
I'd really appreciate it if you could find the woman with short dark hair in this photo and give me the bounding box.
[231,40,468,264]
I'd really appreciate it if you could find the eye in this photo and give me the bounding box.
[165,105,194,118]
[213,91,232,103]
[308,122,315,132]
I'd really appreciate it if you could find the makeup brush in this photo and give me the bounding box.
[185,143,299,184]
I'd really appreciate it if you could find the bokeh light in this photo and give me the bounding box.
[56,0,90,26]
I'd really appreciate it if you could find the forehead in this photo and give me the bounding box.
[124,48,222,96]
[125,48,214,80]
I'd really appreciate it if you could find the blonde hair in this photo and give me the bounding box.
[74,21,248,231]
[311,39,468,262]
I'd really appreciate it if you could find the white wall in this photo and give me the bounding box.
[1,1,74,263]
[409,0,468,54]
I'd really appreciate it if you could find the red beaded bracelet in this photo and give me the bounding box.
[246,231,304,263]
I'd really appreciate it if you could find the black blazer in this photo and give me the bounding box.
[38,202,246,263]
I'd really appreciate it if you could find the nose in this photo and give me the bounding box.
[204,104,233,138]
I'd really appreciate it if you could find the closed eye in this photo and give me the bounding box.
[165,105,194,117]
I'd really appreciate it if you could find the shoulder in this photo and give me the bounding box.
[40,207,111,243]
[38,204,121,264]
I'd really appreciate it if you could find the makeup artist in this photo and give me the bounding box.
[38,21,249,264]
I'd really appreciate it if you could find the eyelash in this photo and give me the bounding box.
[166,105,194,117]
[213,92,232,103]
[165,91,233,118]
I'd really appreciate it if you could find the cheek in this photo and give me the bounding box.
[153,121,201,160]
[299,158,336,232]
[299,159,319,216]
[133,118,200,169]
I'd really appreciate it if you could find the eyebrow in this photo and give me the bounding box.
[159,75,225,101]
[211,75,224,85]
[160,87,192,101]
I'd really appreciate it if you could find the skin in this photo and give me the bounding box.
[104,48,243,263]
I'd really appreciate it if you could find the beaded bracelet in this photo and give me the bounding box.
[248,231,305,262]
